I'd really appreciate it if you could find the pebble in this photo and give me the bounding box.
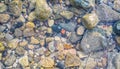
[82,12,99,29]
[23,28,35,37]
[28,44,34,50]
[0,14,10,23]
[19,55,29,67]
[48,19,54,27]
[0,42,5,52]
[26,22,35,28]
[113,21,120,36]
[40,57,54,68]
[76,26,85,35]
[17,15,25,23]
[116,36,120,45]
[19,40,28,47]
[0,53,2,60]
[0,25,6,32]
[15,47,25,56]
[28,12,36,21]
[113,0,120,12]
[4,54,16,66]
[60,11,74,20]
[52,25,62,33]
[5,33,13,41]
[30,36,39,44]
[65,53,80,67]
[8,39,19,49]
[35,0,52,21]
[48,41,56,52]
[0,3,7,13]
[113,54,120,69]
[14,29,22,37]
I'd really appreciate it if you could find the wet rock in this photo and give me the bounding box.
[69,32,82,43]
[113,54,120,69]
[9,0,22,17]
[4,54,16,66]
[0,42,5,52]
[76,26,85,35]
[113,21,120,36]
[25,22,35,28]
[40,56,54,68]
[82,12,99,29]
[80,28,108,53]
[5,33,13,41]
[0,3,7,13]
[96,4,120,22]
[30,36,39,44]
[19,55,29,67]
[15,47,25,56]
[65,53,80,67]
[23,28,35,37]
[8,39,19,49]
[59,22,76,32]
[14,29,22,37]
[60,11,74,20]
[0,14,10,23]
[35,0,52,21]
[70,0,95,9]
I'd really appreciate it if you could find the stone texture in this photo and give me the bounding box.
[4,55,16,66]
[60,11,74,19]
[0,14,10,23]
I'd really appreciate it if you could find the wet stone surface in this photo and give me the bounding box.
[0,0,119,69]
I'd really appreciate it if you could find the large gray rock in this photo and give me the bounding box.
[80,28,108,53]
[96,4,120,22]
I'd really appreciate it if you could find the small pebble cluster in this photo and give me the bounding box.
[0,0,120,69]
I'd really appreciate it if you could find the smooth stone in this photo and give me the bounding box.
[0,3,7,12]
[0,25,6,32]
[19,40,28,47]
[59,22,76,32]
[35,0,52,21]
[65,53,80,67]
[17,15,25,23]
[4,54,16,66]
[48,19,54,27]
[69,32,82,43]
[28,12,36,21]
[0,62,5,69]
[5,33,13,41]
[0,14,10,23]
[19,56,29,67]
[25,22,35,28]
[60,11,74,20]
[8,39,19,49]
[116,36,120,45]
[0,42,5,52]
[14,29,22,37]
[80,28,108,53]
[23,28,35,37]
[28,44,34,50]
[113,21,120,36]
[56,61,65,69]
[52,25,62,33]
[48,41,56,52]
[40,57,54,67]
[35,47,46,55]
[15,47,25,56]
[30,36,39,44]
[96,4,120,22]
[113,54,120,69]
[82,12,99,29]
[76,26,85,35]
[113,0,120,12]
[0,53,2,60]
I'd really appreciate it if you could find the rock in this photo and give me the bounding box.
[4,54,16,66]
[52,25,62,33]
[25,22,35,28]
[70,0,95,9]
[23,28,35,37]
[56,41,64,51]
[48,19,54,27]
[65,53,80,67]
[19,40,28,47]
[30,36,39,44]
[8,39,19,49]
[82,12,99,29]
[40,57,54,67]
[80,28,108,53]
[35,0,52,21]
[5,33,13,41]
[15,47,25,56]
[17,15,25,23]
[76,26,85,35]
[69,32,82,43]
[113,0,120,12]
[48,41,56,52]
[14,29,22,37]
[0,3,7,13]
[56,61,65,69]
[28,44,34,50]
[0,14,10,23]
[0,53,2,60]
[0,42,5,52]
[60,22,76,32]
[19,56,29,67]
[0,33,5,40]
[113,21,120,36]
[63,44,73,49]
[28,12,36,21]
[60,11,74,20]
[64,49,77,55]
[113,54,120,69]
[9,0,22,17]
[96,4,120,22]
[35,47,46,55]
[47,28,53,34]
[116,36,120,45]
[0,25,6,32]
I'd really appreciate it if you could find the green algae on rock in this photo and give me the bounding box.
[35,0,52,21]
[82,12,99,29]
